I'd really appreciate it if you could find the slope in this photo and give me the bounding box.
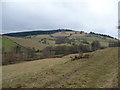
[6,36,48,51]
[2,36,18,52]
[2,47,118,88]
[5,31,117,51]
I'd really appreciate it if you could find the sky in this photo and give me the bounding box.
[1,0,119,38]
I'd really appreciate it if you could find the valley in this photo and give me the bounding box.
[1,29,119,88]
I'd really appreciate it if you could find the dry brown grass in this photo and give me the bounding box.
[52,31,86,37]
[2,47,118,88]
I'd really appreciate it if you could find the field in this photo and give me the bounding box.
[2,36,18,52]
[6,36,48,51]
[2,47,118,88]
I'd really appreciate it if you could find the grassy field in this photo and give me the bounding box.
[7,36,48,51]
[2,37,18,52]
[2,47,118,88]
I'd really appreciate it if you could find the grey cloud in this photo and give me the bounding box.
[2,1,118,38]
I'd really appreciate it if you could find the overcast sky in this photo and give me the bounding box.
[1,0,119,38]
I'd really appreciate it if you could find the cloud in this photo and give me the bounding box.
[2,0,119,37]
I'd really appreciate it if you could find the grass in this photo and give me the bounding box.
[2,37,18,52]
[54,54,64,57]
[33,35,51,39]
[2,47,118,88]
[55,43,72,47]
[2,36,31,53]
[35,52,44,55]
[7,36,48,51]
[100,41,109,47]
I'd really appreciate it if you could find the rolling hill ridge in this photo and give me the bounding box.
[2,29,119,65]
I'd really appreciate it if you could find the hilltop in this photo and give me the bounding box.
[3,29,73,37]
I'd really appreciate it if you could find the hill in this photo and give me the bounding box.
[5,36,48,51]
[2,30,119,65]
[4,30,118,51]
[2,36,38,65]
[2,47,118,88]
[3,29,73,37]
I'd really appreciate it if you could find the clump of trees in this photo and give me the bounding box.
[78,44,91,52]
[55,37,69,44]
[53,45,72,56]
[47,44,91,57]
[109,41,120,47]
[80,31,84,34]
[2,45,36,65]
[4,29,73,37]
[91,40,101,51]
[89,32,115,39]
[42,46,55,57]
